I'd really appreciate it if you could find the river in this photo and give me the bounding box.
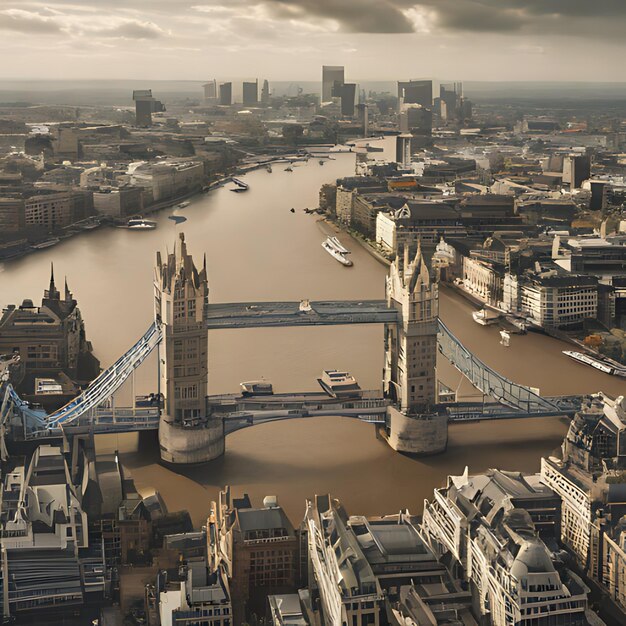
[1,146,623,526]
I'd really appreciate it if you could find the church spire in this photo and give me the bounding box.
[44,262,60,301]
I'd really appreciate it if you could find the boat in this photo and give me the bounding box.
[472,308,501,326]
[327,236,350,255]
[266,165,272,173]
[32,238,60,250]
[318,370,362,398]
[240,380,274,396]
[562,351,617,375]
[231,177,249,191]
[319,159,325,165]
[127,217,157,230]
[505,314,527,334]
[322,239,353,266]
[284,166,293,172]
[177,201,190,209]
[500,330,511,347]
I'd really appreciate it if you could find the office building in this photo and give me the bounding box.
[338,82,356,117]
[356,103,368,137]
[132,89,165,127]
[0,197,24,233]
[422,468,589,626]
[564,155,592,189]
[321,65,344,102]
[203,80,217,102]
[261,79,270,104]
[219,82,232,106]
[397,79,432,110]
[242,80,258,106]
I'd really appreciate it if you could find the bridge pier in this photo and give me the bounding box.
[159,417,224,465]
[384,406,448,455]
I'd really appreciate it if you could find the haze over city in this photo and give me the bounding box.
[2,0,626,80]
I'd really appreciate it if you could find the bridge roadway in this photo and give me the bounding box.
[205,300,398,328]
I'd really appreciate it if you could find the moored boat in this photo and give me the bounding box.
[472,308,501,326]
[327,236,350,255]
[127,217,157,230]
[32,238,61,250]
[317,370,361,398]
[322,239,353,266]
[177,201,190,209]
[562,350,618,375]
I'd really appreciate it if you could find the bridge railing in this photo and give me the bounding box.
[437,319,560,414]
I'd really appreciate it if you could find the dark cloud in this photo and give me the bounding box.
[0,9,62,34]
[266,0,415,33]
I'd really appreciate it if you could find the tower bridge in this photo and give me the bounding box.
[0,233,580,464]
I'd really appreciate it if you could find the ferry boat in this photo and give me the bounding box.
[240,380,274,396]
[562,351,618,375]
[327,236,350,255]
[472,308,501,326]
[177,201,190,209]
[231,177,249,192]
[318,370,361,398]
[322,238,353,266]
[32,238,61,250]
[127,217,157,230]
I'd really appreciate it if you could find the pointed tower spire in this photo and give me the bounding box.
[49,262,56,292]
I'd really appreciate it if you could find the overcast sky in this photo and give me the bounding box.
[1,0,626,82]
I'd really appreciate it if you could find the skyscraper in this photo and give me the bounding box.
[397,80,432,110]
[219,82,232,106]
[203,80,217,102]
[338,82,357,117]
[132,89,165,127]
[322,65,344,102]
[260,79,270,104]
[242,80,258,106]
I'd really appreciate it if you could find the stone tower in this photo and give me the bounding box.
[384,241,438,412]
[154,233,224,464]
[383,242,447,455]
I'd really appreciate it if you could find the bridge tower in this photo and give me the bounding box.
[154,233,224,464]
[383,242,448,455]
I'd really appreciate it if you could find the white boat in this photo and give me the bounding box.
[177,201,190,209]
[562,351,616,375]
[32,238,60,250]
[472,309,501,326]
[322,240,353,266]
[240,380,274,396]
[127,217,157,230]
[318,370,361,398]
[327,236,350,255]
[500,330,511,347]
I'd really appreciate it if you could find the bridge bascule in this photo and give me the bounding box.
[0,233,579,464]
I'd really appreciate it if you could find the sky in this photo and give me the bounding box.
[1,0,626,82]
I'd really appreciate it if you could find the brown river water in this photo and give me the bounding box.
[1,144,623,526]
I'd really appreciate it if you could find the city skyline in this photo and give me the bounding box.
[2,0,626,81]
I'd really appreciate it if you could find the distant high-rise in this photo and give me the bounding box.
[261,79,270,104]
[399,104,432,136]
[242,80,258,106]
[357,103,369,137]
[322,65,344,102]
[338,83,357,117]
[219,82,232,106]
[439,82,462,121]
[203,80,217,102]
[397,80,432,110]
[132,89,165,127]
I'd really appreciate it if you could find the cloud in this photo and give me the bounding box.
[266,0,415,33]
[94,20,166,39]
[0,8,62,34]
